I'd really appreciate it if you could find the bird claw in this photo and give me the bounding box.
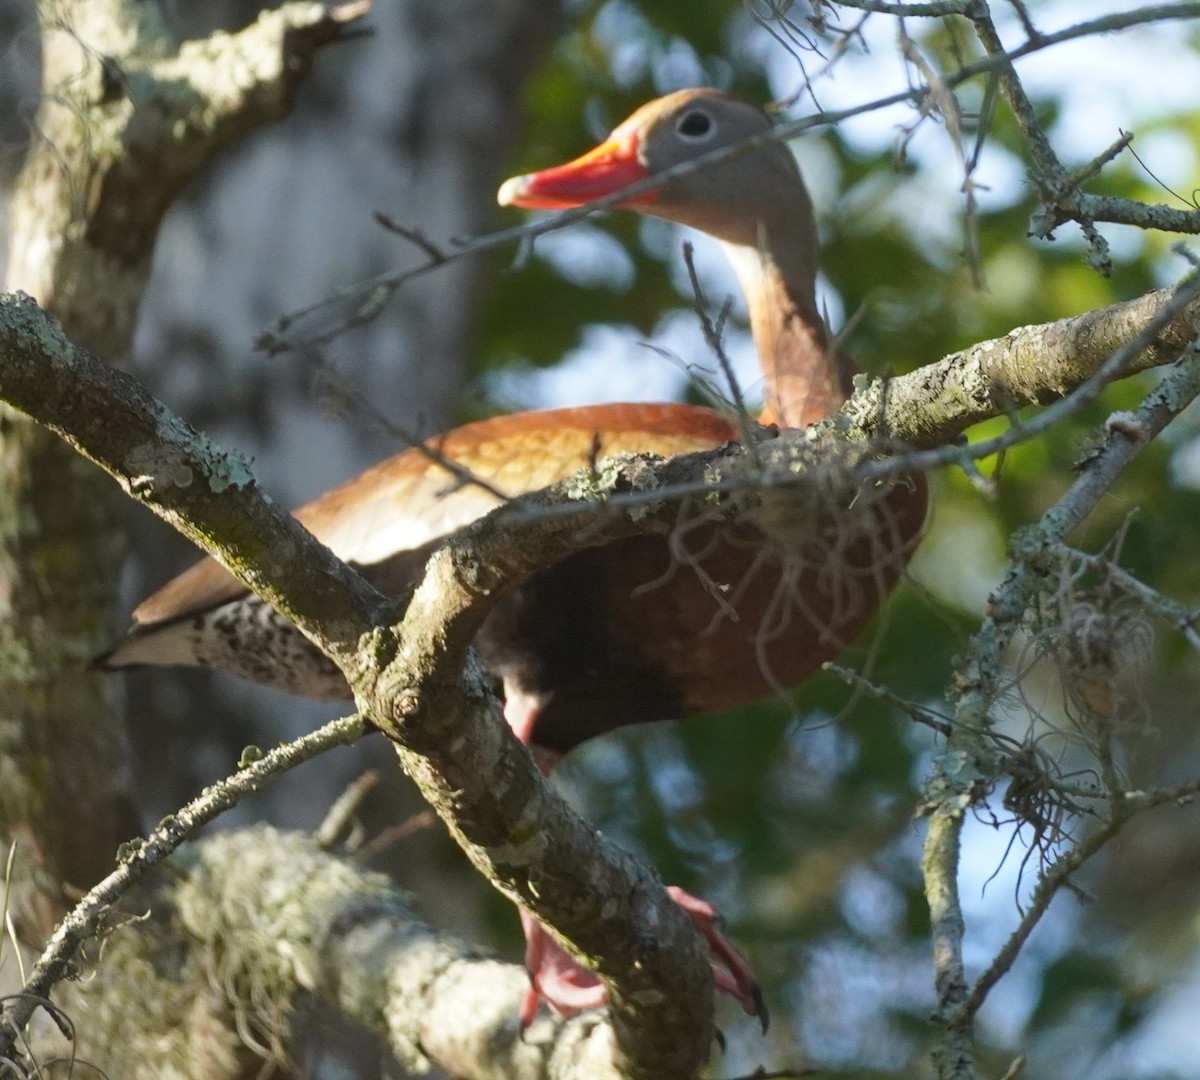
[665,886,769,1033]
[518,889,768,1033]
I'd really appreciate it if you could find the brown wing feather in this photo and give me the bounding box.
[131,403,736,627]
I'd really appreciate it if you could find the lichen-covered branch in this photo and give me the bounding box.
[0,290,728,1076]
[41,826,626,1080]
[4,712,366,1052]
[919,350,1200,1080]
[3,256,1199,1074]
[0,0,370,955]
[0,291,392,667]
[831,0,972,14]
[962,1,1200,266]
[9,0,370,348]
[177,829,628,1080]
[844,281,1200,452]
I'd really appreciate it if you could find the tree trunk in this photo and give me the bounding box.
[1,0,556,1072]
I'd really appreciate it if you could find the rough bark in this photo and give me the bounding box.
[1,0,562,1067]
[0,290,736,1078]
[3,1,1198,1075]
[36,827,627,1080]
[0,0,370,944]
[841,286,1200,449]
[120,0,562,967]
[2,265,1198,1076]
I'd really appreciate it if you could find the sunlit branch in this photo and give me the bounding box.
[832,0,973,14]
[854,273,1200,472]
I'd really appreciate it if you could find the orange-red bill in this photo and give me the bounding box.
[498,133,657,210]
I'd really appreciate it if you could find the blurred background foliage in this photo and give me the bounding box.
[5,0,1200,1076]
[476,4,1200,1078]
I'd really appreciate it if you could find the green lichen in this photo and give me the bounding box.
[193,432,256,493]
[1,292,73,372]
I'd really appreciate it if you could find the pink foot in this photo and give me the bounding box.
[517,889,768,1032]
[665,886,767,1028]
[518,908,607,1028]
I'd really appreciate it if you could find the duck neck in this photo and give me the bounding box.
[722,238,851,429]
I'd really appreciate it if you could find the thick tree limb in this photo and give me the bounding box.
[843,283,1200,450]
[6,712,366,1046]
[45,827,626,1080]
[9,0,371,348]
[0,3,1190,1075]
[0,290,722,1076]
[2,270,1199,1076]
[181,829,628,1080]
[0,293,392,665]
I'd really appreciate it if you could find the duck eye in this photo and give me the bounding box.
[676,110,713,139]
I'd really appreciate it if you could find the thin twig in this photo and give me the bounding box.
[1062,547,1200,653]
[262,2,1200,355]
[680,240,761,450]
[823,662,954,735]
[922,346,1200,1069]
[0,714,367,1051]
[960,810,1124,1018]
[354,810,438,863]
[316,769,380,849]
[373,213,447,264]
[309,361,513,503]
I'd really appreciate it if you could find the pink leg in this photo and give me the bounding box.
[503,688,765,1029]
[665,886,767,1030]
[518,908,608,1028]
[503,690,561,775]
[517,889,767,1031]
[504,690,542,747]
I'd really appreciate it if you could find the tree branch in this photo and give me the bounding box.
[3,258,1199,1075]
[919,347,1200,1080]
[0,290,725,1076]
[845,279,1200,453]
[10,0,372,348]
[4,713,366,1046]
[0,293,390,667]
[29,824,628,1079]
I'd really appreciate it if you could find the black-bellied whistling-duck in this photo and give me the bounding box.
[98,89,927,1027]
